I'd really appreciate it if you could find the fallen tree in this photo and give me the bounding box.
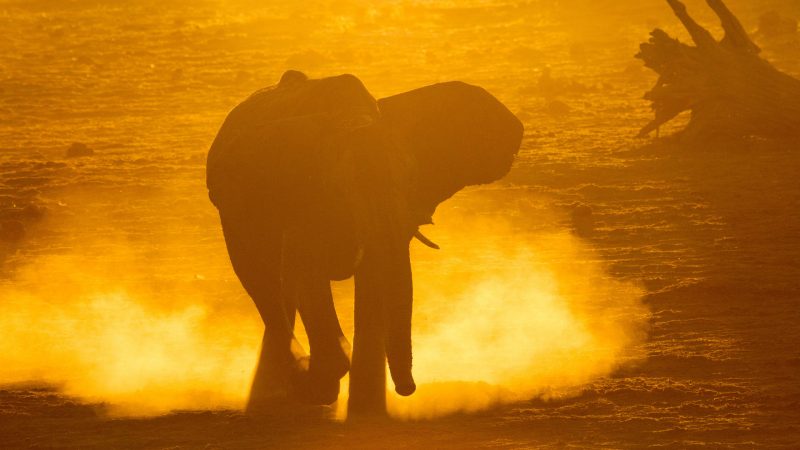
[636,0,800,139]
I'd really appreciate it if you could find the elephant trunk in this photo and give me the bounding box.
[383,242,416,397]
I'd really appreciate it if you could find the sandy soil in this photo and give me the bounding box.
[2,0,800,448]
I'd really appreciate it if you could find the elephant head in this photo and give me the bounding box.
[379,82,523,227]
[207,71,522,411]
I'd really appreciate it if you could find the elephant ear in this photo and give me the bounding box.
[377,82,523,224]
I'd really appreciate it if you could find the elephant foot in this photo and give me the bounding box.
[246,401,336,427]
[245,392,294,415]
[246,338,310,414]
[246,391,336,422]
[293,371,341,405]
[313,336,351,379]
[292,337,351,405]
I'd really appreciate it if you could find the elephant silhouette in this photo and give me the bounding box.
[207,71,523,416]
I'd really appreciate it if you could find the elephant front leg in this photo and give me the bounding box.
[348,263,388,417]
[348,239,416,418]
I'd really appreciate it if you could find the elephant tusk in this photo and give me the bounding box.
[413,229,440,250]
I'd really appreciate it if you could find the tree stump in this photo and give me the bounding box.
[636,0,800,139]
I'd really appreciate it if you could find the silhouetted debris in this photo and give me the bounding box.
[0,220,25,241]
[22,204,45,220]
[65,142,93,158]
[0,204,45,221]
[757,11,798,41]
[570,203,595,237]
[543,99,571,116]
[533,67,593,99]
[636,0,800,139]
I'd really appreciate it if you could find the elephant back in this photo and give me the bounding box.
[206,72,380,214]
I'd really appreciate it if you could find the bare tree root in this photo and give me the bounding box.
[636,0,800,140]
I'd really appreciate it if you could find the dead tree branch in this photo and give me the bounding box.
[637,0,800,139]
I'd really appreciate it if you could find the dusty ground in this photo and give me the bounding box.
[2,0,800,448]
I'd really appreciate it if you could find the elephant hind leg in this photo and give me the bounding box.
[219,211,305,412]
[283,231,351,405]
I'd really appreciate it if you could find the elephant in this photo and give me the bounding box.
[206,70,523,416]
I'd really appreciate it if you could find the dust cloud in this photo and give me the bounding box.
[387,193,649,419]
[0,245,261,415]
[0,189,647,418]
